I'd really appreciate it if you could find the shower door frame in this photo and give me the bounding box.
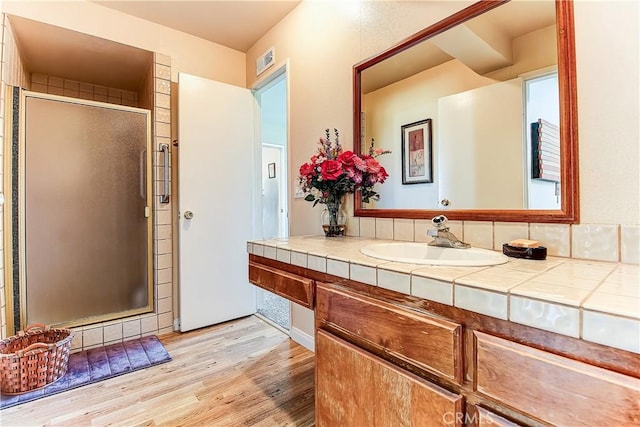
[3,89,155,332]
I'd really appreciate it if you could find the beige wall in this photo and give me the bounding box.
[248,0,639,231]
[247,1,639,335]
[574,1,639,224]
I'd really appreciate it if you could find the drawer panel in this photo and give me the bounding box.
[249,261,315,309]
[468,406,522,427]
[316,329,463,426]
[475,331,640,426]
[316,283,463,383]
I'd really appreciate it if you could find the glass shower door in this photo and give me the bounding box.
[22,93,152,326]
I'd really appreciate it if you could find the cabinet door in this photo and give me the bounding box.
[467,405,522,427]
[475,331,640,426]
[316,329,463,426]
[316,283,463,382]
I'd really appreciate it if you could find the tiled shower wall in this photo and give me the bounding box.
[29,73,139,107]
[0,15,28,340]
[0,15,175,351]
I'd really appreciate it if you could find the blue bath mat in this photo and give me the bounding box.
[0,335,172,409]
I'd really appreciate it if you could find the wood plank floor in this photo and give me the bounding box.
[1,316,315,426]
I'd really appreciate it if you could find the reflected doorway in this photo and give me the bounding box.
[255,69,290,331]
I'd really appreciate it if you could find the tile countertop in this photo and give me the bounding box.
[248,235,640,355]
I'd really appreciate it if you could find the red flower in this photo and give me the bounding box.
[377,166,389,183]
[366,158,381,174]
[353,156,367,171]
[299,162,316,178]
[338,151,356,166]
[321,159,343,181]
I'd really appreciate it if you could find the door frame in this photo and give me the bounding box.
[252,62,292,332]
[252,61,290,238]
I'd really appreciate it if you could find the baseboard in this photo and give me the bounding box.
[290,326,315,352]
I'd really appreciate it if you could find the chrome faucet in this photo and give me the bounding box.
[427,215,470,249]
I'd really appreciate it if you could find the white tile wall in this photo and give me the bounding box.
[582,310,640,353]
[327,258,350,278]
[393,219,414,242]
[509,295,580,337]
[411,275,453,305]
[276,248,292,264]
[454,285,508,320]
[493,222,529,250]
[0,52,174,348]
[621,225,640,265]
[572,224,619,262]
[263,245,277,260]
[291,250,308,268]
[360,217,376,238]
[463,221,493,249]
[378,269,410,294]
[30,73,138,107]
[350,263,377,285]
[375,218,394,239]
[307,254,327,272]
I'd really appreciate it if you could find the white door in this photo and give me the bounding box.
[262,145,286,239]
[178,73,256,332]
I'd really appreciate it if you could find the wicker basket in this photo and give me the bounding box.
[0,324,74,395]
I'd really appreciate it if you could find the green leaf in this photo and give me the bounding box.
[304,194,315,202]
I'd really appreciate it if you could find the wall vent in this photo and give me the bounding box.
[256,47,275,76]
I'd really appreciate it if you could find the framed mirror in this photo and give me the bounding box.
[354,0,578,223]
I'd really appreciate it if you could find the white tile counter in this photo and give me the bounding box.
[248,235,640,354]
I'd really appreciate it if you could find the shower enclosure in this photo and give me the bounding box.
[6,90,153,330]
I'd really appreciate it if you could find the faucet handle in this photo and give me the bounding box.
[431,215,449,230]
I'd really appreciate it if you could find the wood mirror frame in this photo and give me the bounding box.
[353,0,578,223]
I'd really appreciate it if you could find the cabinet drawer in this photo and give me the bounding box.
[316,329,463,426]
[248,261,314,309]
[467,405,522,427]
[475,331,640,426]
[316,283,463,383]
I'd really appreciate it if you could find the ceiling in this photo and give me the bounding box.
[93,0,302,52]
[8,1,301,91]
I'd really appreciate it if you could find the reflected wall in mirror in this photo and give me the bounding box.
[354,0,578,223]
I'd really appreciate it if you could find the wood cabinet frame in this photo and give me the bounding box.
[249,254,640,425]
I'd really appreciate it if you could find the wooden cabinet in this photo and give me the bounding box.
[248,255,640,426]
[316,283,463,383]
[467,406,522,427]
[248,261,315,309]
[316,329,464,426]
[475,331,640,426]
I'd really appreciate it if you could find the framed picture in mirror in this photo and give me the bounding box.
[401,119,433,184]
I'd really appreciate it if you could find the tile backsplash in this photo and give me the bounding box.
[346,216,639,265]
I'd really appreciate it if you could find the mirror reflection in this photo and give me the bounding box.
[359,0,559,211]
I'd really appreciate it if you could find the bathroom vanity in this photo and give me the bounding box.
[248,236,640,426]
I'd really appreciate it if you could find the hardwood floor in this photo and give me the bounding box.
[1,316,315,426]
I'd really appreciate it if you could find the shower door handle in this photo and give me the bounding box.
[160,143,170,203]
[140,149,147,200]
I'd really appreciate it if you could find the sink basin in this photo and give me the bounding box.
[360,242,509,267]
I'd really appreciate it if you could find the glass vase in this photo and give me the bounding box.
[321,200,347,237]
